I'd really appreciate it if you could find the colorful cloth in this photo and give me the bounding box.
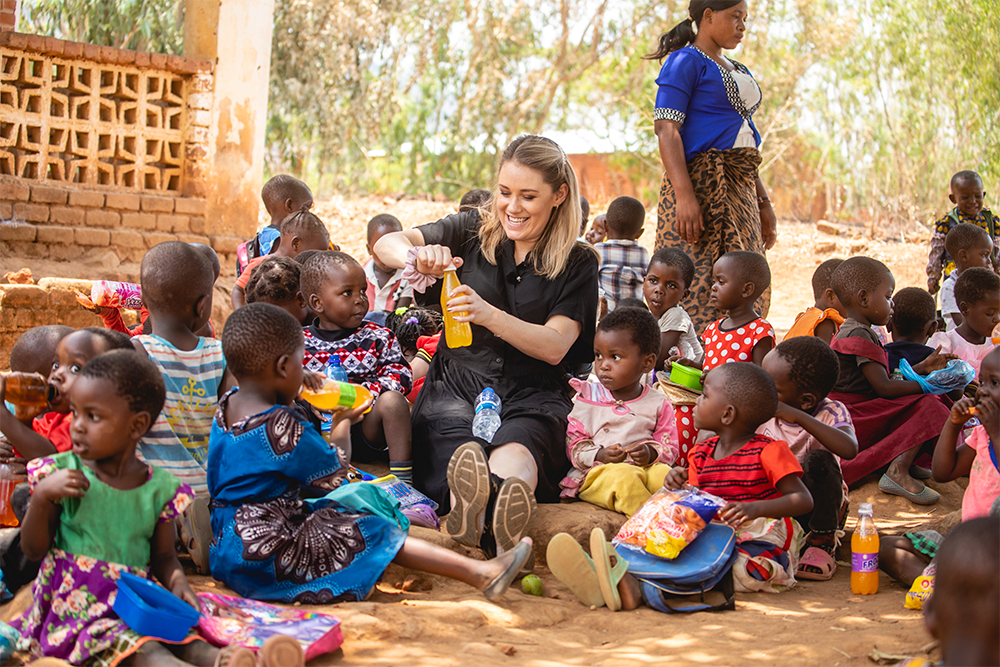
[207,390,406,603]
[732,516,804,593]
[595,239,649,311]
[364,259,412,315]
[408,333,440,404]
[135,335,226,495]
[928,328,996,376]
[830,320,950,484]
[904,530,943,560]
[30,412,72,453]
[963,425,1000,521]
[559,382,678,498]
[701,317,775,370]
[926,207,999,281]
[12,453,191,665]
[782,306,844,342]
[687,434,802,502]
[657,305,703,361]
[235,255,266,291]
[303,321,412,398]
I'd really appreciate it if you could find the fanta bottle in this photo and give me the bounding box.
[3,372,49,420]
[0,463,20,527]
[851,502,879,594]
[992,321,1000,345]
[440,264,472,348]
[91,280,143,310]
[300,379,374,411]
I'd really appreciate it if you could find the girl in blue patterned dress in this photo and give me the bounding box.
[208,303,532,604]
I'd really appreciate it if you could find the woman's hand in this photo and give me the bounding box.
[415,244,463,276]
[445,284,500,327]
[759,203,777,250]
[675,192,704,245]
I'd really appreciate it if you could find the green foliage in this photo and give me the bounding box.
[20,0,183,53]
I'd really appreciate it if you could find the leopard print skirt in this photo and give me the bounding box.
[655,146,771,336]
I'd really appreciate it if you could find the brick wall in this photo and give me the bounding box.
[0,0,16,31]
[1,177,243,273]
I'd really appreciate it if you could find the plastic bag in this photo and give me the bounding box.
[904,561,936,610]
[613,485,725,559]
[899,358,975,395]
[197,592,342,661]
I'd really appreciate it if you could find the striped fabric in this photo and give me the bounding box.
[687,435,802,503]
[135,335,225,494]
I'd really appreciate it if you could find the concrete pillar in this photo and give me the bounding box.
[1,0,18,31]
[183,0,275,239]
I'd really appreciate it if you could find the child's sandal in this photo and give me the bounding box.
[214,644,257,667]
[546,532,605,607]
[796,546,836,581]
[589,527,629,611]
[258,634,305,667]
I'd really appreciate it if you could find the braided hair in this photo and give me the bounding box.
[385,306,442,356]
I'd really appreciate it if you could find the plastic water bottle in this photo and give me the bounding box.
[472,388,501,443]
[851,502,879,595]
[327,356,349,383]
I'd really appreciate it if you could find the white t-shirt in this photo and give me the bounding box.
[939,272,959,330]
[730,69,761,149]
[657,305,704,361]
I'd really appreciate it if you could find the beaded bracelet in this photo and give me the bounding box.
[757,196,771,208]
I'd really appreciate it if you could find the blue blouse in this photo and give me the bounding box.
[654,45,762,162]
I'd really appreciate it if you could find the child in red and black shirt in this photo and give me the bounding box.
[299,251,414,482]
[665,362,813,593]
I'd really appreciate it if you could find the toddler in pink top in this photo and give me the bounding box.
[560,307,678,516]
[927,267,999,376]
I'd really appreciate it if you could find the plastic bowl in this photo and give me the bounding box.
[669,362,703,392]
[113,572,200,642]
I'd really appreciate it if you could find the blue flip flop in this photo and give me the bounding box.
[878,474,940,505]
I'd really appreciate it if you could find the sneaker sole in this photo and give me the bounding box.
[493,477,536,556]
[445,442,490,548]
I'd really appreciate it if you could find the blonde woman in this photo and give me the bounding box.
[374,135,598,559]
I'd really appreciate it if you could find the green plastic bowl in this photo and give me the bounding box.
[669,362,703,392]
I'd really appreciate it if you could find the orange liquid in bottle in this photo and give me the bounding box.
[0,477,19,527]
[4,372,49,420]
[300,380,373,411]
[440,266,472,348]
[851,503,879,595]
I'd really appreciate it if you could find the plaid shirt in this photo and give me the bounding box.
[596,240,650,310]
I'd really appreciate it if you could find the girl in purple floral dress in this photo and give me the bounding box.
[11,350,243,666]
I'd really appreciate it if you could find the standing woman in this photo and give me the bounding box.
[374,135,598,558]
[650,0,777,335]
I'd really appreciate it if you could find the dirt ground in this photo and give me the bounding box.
[1,198,952,666]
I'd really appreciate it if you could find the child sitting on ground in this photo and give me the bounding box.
[245,255,312,325]
[643,248,703,370]
[828,257,952,505]
[558,307,679,515]
[926,170,998,295]
[208,303,532,606]
[385,306,441,404]
[679,250,775,369]
[232,209,332,309]
[885,287,939,373]
[596,196,650,314]
[10,349,223,666]
[300,251,414,482]
[237,174,314,276]
[783,258,846,344]
[928,267,999,376]
[758,337,858,581]
[1,327,132,460]
[938,223,994,331]
[364,214,413,326]
[879,348,1000,590]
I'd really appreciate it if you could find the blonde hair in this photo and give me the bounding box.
[478,135,592,279]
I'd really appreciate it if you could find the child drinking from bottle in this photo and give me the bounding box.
[208,303,531,606]
[558,307,679,515]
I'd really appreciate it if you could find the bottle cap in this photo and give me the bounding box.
[859,502,873,515]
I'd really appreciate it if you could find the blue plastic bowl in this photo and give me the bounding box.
[113,572,200,642]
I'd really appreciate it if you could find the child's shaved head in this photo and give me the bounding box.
[950,170,983,191]
[188,242,220,280]
[141,241,214,315]
[720,250,771,297]
[10,325,74,377]
[713,362,778,428]
[261,175,313,218]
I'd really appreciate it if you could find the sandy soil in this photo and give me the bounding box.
[1,199,950,666]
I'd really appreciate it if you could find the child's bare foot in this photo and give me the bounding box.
[617,573,642,611]
[481,537,533,601]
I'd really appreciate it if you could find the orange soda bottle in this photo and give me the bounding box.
[3,372,49,420]
[0,463,20,527]
[992,321,1000,345]
[440,264,472,348]
[851,502,879,594]
[300,379,374,411]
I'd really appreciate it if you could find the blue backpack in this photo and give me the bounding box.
[616,522,737,613]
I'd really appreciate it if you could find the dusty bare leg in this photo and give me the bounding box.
[392,535,525,590]
[879,535,932,586]
[886,444,926,494]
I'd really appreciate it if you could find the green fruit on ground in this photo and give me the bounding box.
[521,574,544,596]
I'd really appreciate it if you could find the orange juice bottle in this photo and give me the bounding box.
[851,502,879,594]
[300,379,374,411]
[992,321,1000,345]
[440,264,472,348]
[3,372,50,420]
[0,463,20,527]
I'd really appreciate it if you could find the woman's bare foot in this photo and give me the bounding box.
[617,573,642,611]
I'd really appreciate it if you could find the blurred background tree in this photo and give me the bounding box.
[17,0,999,230]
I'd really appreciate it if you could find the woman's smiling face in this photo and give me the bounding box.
[496,161,568,255]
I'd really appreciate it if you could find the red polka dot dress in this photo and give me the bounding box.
[701,317,776,371]
[674,404,696,466]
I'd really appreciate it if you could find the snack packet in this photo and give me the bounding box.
[613,485,725,559]
[904,561,936,610]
